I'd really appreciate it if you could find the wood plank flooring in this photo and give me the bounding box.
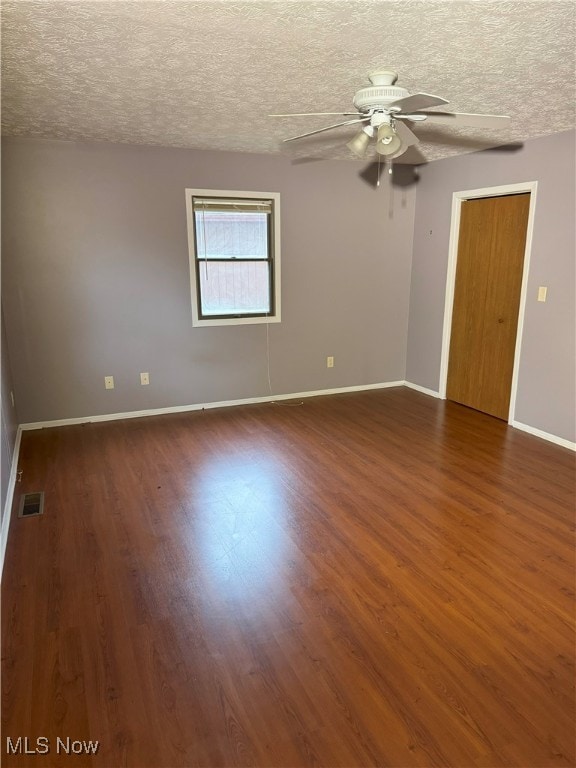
[2,388,575,767]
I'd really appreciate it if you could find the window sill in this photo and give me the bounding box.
[192,314,281,328]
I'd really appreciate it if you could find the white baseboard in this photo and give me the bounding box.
[20,381,406,431]
[403,385,574,450]
[403,381,442,398]
[18,383,574,454]
[1,426,22,580]
[510,420,576,451]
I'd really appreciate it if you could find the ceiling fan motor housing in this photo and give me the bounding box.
[353,85,410,112]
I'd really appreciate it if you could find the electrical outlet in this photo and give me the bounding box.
[140,372,150,386]
[104,376,114,390]
[537,286,547,302]
[327,356,334,368]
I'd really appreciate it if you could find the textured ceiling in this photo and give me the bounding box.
[2,1,575,164]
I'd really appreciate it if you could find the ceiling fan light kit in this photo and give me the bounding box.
[346,130,370,158]
[346,125,374,157]
[271,69,510,163]
[375,122,403,156]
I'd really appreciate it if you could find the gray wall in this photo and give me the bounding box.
[1,138,416,423]
[406,130,576,443]
[1,308,19,519]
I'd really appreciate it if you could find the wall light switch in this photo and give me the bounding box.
[537,286,547,302]
[140,372,150,386]
[327,356,334,368]
[104,376,114,389]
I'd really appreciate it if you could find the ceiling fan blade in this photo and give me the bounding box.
[393,119,420,147]
[396,114,427,122]
[389,93,449,113]
[283,117,370,143]
[418,111,510,128]
[270,112,361,117]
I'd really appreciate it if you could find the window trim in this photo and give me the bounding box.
[185,188,281,327]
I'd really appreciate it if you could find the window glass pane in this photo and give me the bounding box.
[194,211,268,260]
[198,261,271,316]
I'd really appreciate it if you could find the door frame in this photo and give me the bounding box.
[439,181,538,423]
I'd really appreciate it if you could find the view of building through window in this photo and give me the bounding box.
[186,190,280,326]
[194,211,271,315]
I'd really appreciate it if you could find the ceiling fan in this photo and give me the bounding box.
[270,70,510,159]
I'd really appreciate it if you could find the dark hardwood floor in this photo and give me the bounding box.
[2,388,575,768]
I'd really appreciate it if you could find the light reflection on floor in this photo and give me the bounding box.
[185,453,294,615]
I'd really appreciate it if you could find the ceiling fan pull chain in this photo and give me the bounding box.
[387,159,394,217]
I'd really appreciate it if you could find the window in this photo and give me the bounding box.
[185,189,281,326]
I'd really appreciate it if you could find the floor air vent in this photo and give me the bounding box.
[18,492,45,518]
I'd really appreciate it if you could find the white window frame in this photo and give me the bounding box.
[185,188,281,327]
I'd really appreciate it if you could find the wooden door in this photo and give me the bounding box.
[446,193,530,420]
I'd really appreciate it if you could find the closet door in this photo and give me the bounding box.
[446,193,530,420]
